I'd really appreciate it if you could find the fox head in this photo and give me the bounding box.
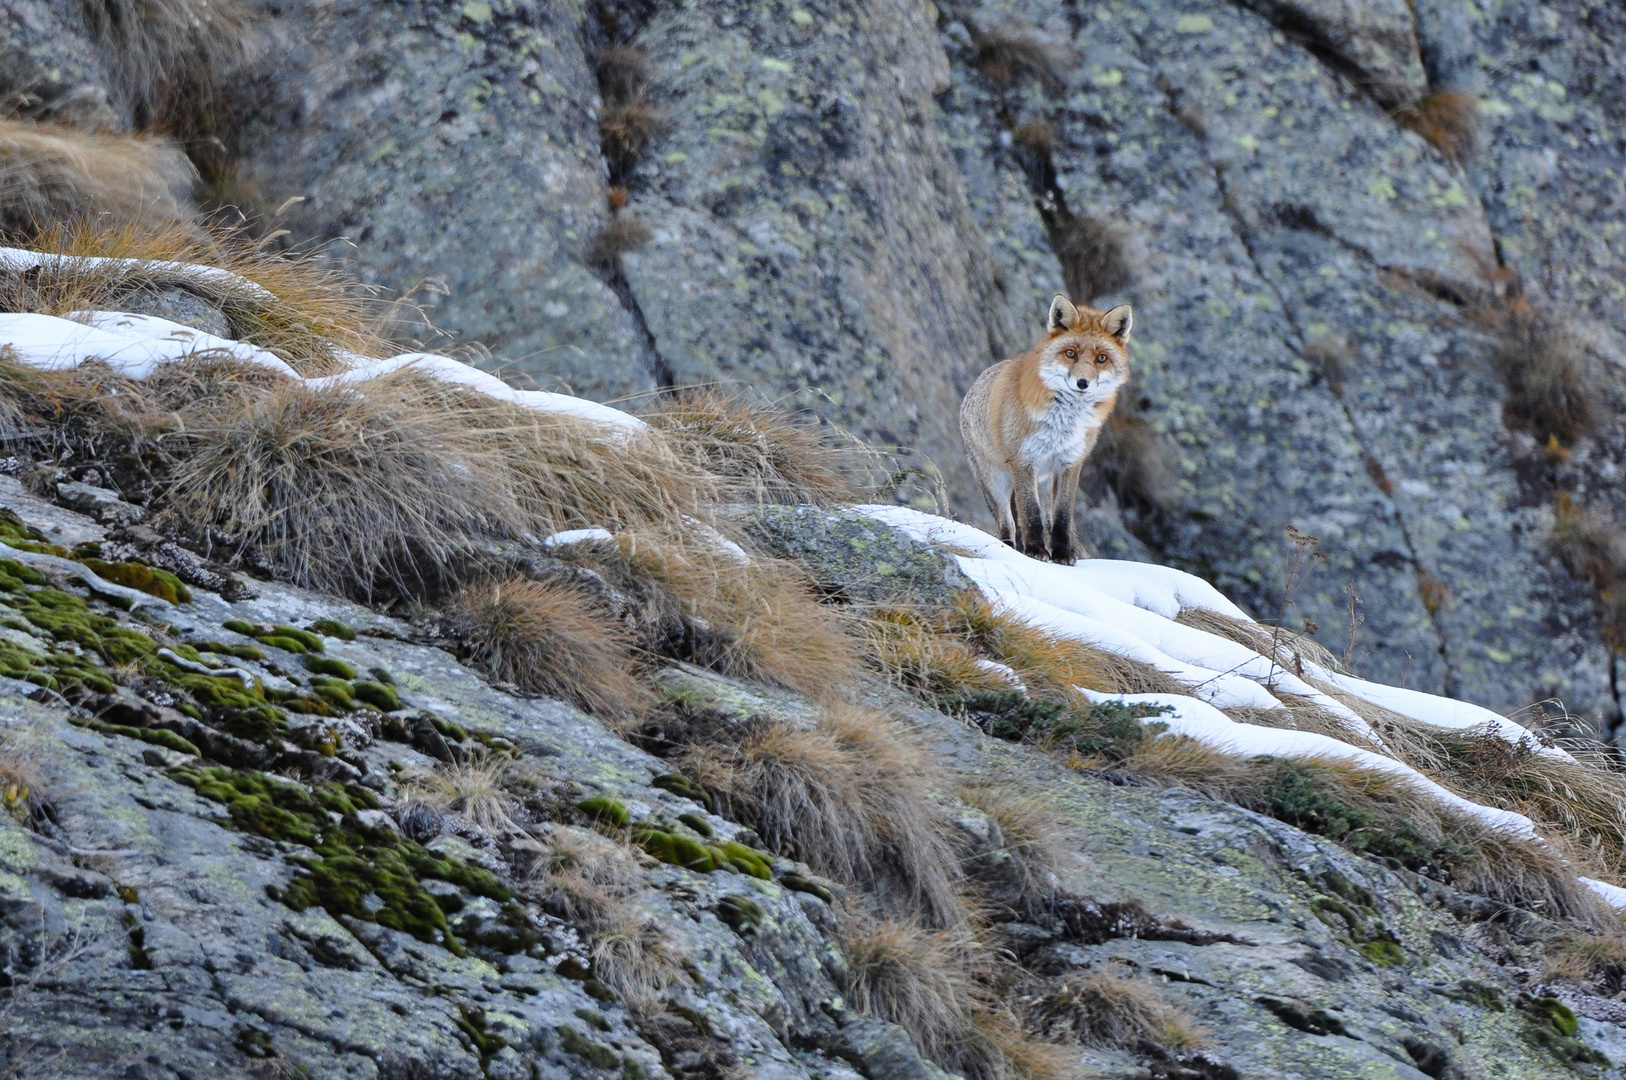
[1037,295,1132,404]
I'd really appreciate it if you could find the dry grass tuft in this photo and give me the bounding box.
[587,212,652,267]
[1049,211,1134,303]
[961,782,1071,917]
[1495,323,1601,445]
[950,593,1185,699]
[599,101,667,182]
[0,220,392,373]
[0,733,50,821]
[970,25,1068,91]
[0,121,195,237]
[1393,91,1478,162]
[592,909,684,1008]
[1125,737,1602,919]
[864,608,1017,699]
[594,45,650,105]
[1543,930,1626,987]
[1551,494,1626,651]
[446,576,648,720]
[522,825,645,929]
[685,705,967,927]
[1024,970,1196,1049]
[1174,605,1341,677]
[843,916,997,1074]
[643,388,874,506]
[618,530,860,701]
[399,751,520,833]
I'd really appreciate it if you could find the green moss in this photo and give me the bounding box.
[169,765,508,957]
[676,812,713,837]
[1309,895,1365,938]
[457,1006,507,1061]
[257,634,308,654]
[234,1027,275,1059]
[937,690,1171,762]
[718,841,771,879]
[779,873,833,903]
[716,894,763,935]
[308,677,355,710]
[307,619,356,641]
[0,558,46,589]
[223,619,258,636]
[578,797,630,827]
[352,681,401,711]
[556,1025,618,1070]
[193,641,265,662]
[652,772,712,809]
[1359,940,1404,967]
[86,721,200,757]
[76,559,191,604]
[305,655,358,680]
[271,625,324,652]
[637,827,721,872]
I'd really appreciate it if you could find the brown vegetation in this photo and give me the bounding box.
[1393,91,1478,162]
[447,576,648,719]
[587,212,652,267]
[1551,494,1626,650]
[1495,322,1601,445]
[399,751,521,833]
[0,121,195,237]
[1022,969,1197,1049]
[970,25,1067,91]
[643,388,873,506]
[683,705,966,927]
[961,782,1070,917]
[595,45,666,183]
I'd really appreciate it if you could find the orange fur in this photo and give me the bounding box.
[959,296,1132,562]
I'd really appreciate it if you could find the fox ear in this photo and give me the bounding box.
[1047,295,1078,333]
[1102,304,1133,341]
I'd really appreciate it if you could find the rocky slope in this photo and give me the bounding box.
[0,476,1620,1079]
[3,0,1623,729]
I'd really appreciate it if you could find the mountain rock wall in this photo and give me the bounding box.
[5,0,1624,726]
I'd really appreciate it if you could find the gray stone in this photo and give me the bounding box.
[113,288,233,338]
[53,481,145,526]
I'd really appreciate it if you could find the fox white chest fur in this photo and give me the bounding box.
[958,294,1133,565]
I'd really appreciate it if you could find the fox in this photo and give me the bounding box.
[959,294,1133,564]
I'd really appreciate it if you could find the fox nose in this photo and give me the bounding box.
[1075,378,1090,390]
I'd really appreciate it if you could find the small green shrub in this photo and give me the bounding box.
[577,797,630,827]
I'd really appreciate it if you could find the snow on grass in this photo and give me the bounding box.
[1081,688,1541,839]
[0,311,645,431]
[0,246,278,301]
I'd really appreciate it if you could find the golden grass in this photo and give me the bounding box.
[592,911,683,1008]
[1174,605,1342,678]
[446,576,648,720]
[684,705,967,927]
[1124,736,1604,920]
[1551,493,1626,650]
[0,732,49,821]
[642,388,874,506]
[521,825,645,929]
[398,750,520,834]
[961,782,1071,918]
[1023,970,1198,1050]
[617,529,861,701]
[1393,91,1478,162]
[950,593,1185,699]
[843,916,994,1073]
[0,220,392,373]
[1496,324,1601,445]
[0,121,195,237]
[1542,929,1626,986]
[864,608,1017,699]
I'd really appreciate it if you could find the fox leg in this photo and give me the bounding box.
[1047,459,1085,565]
[982,467,1016,547]
[1010,464,1048,559]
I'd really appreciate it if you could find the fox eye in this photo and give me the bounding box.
[1095,353,1110,365]
[1064,348,1078,360]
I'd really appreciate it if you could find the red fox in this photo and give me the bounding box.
[959,295,1133,564]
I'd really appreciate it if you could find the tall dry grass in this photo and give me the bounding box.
[0,220,392,373]
[446,575,648,720]
[0,121,195,236]
[684,705,967,928]
[642,389,874,506]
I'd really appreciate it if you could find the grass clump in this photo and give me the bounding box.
[643,388,873,506]
[594,45,666,183]
[960,782,1072,918]
[399,751,521,833]
[1551,493,1626,651]
[969,24,1067,91]
[941,691,1170,764]
[1494,323,1601,446]
[617,530,860,702]
[1023,970,1197,1049]
[684,705,966,927]
[446,576,647,720]
[586,212,651,267]
[0,120,194,237]
[1392,91,1478,162]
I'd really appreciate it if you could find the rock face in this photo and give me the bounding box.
[0,489,1619,1078]
[5,0,1625,724]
